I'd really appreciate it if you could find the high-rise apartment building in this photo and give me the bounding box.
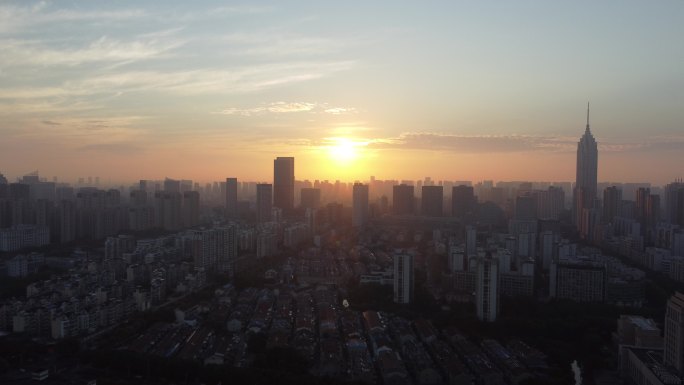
[574,103,598,232]
[392,184,414,215]
[664,292,684,373]
[163,178,181,193]
[273,157,294,212]
[352,183,369,227]
[225,178,238,219]
[475,253,499,322]
[393,252,414,304]
[256,184,273,223]
[421,185,443,217]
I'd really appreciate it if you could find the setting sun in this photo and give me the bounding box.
[327,138,362,163]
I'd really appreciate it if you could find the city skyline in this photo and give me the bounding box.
[1,1,683,184]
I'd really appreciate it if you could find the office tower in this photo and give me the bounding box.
[392,184,415,215]
[574,103,598,229]
[603,186,622,224]
[352,183,369,227]
[452,185,476,217]
[183,191,200,227]
[475,253,499,322]
[225,178,238,219]
[163,178,181,193]
[393,252,414,304]
[664,292,684,373]
[256,184,273,223]
[421,185,443,217]
[273,157,295,211]
[300,188,321,210]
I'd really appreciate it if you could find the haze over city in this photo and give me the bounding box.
[1,1,683,184]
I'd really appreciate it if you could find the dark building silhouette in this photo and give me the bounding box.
[452,185,476,217]
[225,177,238,219]
[392,184,414,215]
[163,178,181,193]
[353,183,369,226]
[273,157,294,212]
[421,185,443,217]
[256,183,273,223]
[574,103,598,232]
[603,186,622,224]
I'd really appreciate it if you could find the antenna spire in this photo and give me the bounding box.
[586,102,590,132]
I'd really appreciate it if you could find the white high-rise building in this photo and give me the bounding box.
[475,253,499,322]
[393,252,414,304]
[352,183,369,227]
[574,103,598,231]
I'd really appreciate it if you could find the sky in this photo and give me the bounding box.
[0,1,683,185]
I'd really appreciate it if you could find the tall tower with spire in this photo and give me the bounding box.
[574,103,598,235]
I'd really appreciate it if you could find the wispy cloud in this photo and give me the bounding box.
[0,4,146,34]
[362,132,684,154]
[215,102,358,116]
[77,142,144,154]
[0,61,356,101]
[0,35,184,68]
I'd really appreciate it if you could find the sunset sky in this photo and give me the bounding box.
[1,1,683,185]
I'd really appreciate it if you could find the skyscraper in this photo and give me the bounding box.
[452,185,476,218]
[352,183,369,227]
[421,185,443,217]
[393,252,414,304]
[273,157,294,212]
[225,178,238,219]
[256,183,273,223]
[574,103,598,232]
[392,184,414,215]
